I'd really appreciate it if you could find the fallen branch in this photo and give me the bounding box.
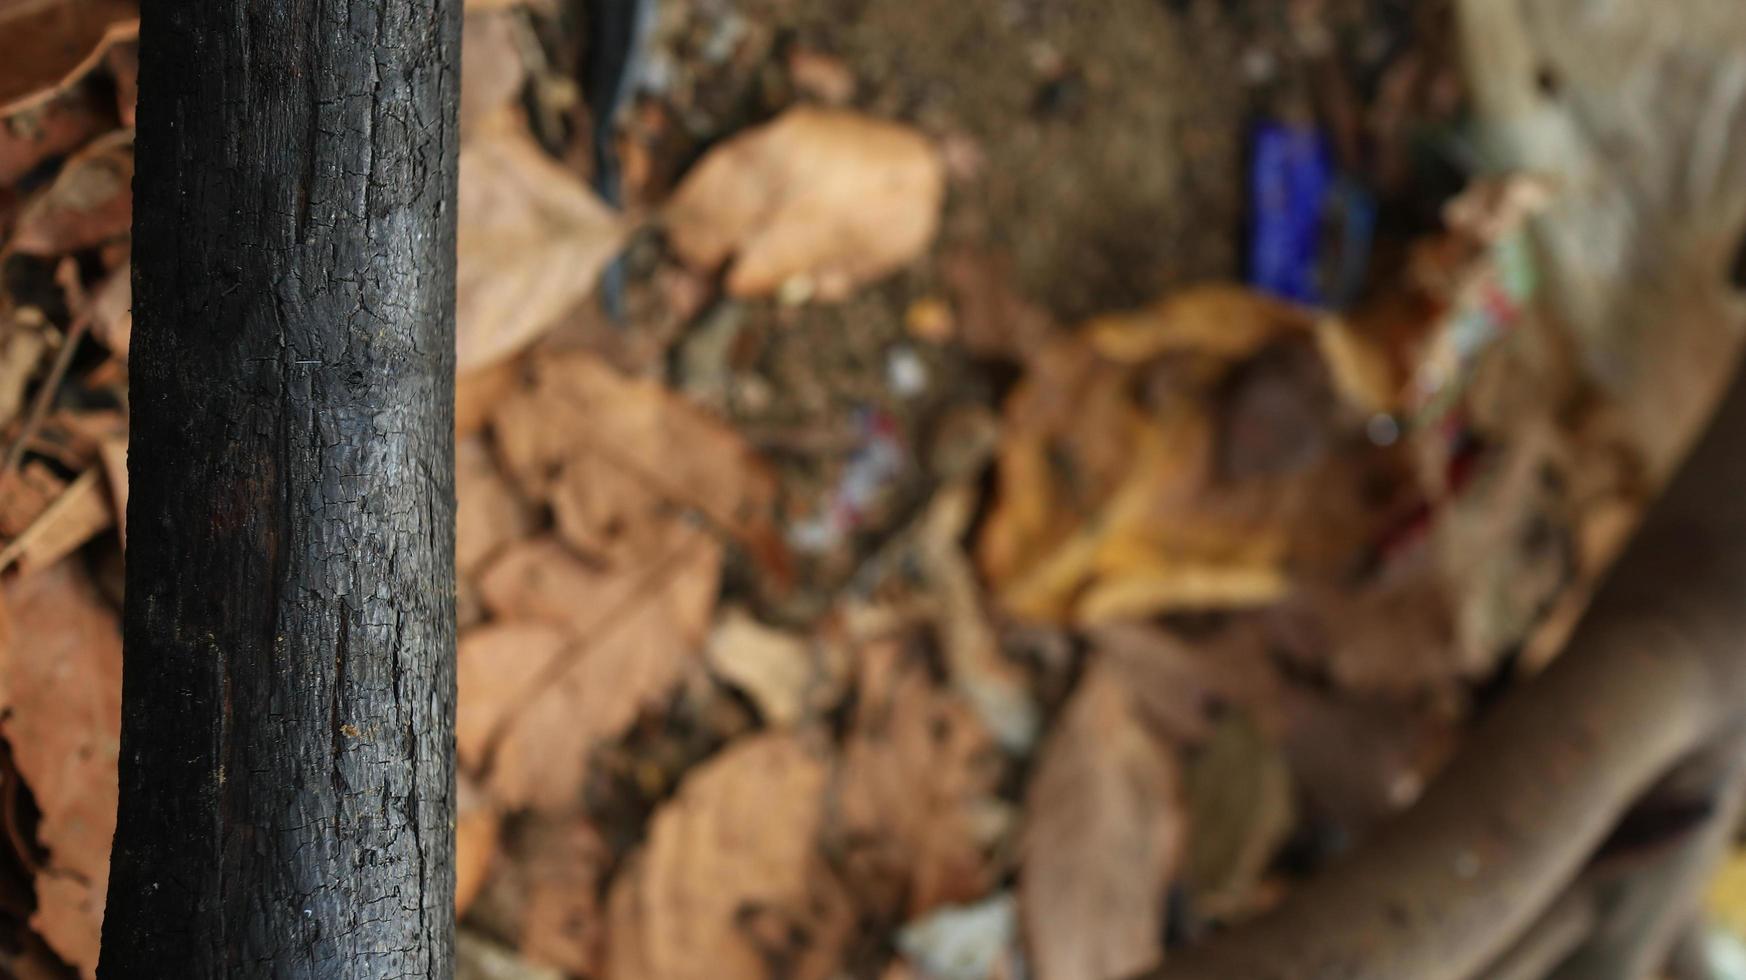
[1155,359,1746,979]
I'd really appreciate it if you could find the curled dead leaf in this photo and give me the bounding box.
[664,107,944,300]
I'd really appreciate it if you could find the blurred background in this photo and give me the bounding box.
[3,0,1746,977]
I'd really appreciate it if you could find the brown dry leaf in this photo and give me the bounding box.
[0,76,109,188]
[828,638,1007,919]
[1280,689,1456,835]
[1265,574,1459,695]
[85,264,130,359]
[476,531,721,810]
[97,435,125,546]
[457,358,520,439]
[939,248,1056,362]
[787,48,857,105]
[0,314,48,429]
[664,107,944,300]
[606,734,852,980]
[492,352,778,547]
[1180,712,1294,922]
[917,484,1038,750]
[456,435,535,576]
[515,818,613,976]
[0,1,136,111]
[10,129,132,255]
[459,932,568,980]
[0,561,122,977]
[0,468,114,576]
[1021,660,1181,980]
[460,12,528,136]
[0,461,66,537]
[457,775,500,916]
[457,117,626,373]
[456,620,569,773]
[1090,621,1284,744]
[706,608,819,727]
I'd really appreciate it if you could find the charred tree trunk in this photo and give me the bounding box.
[99,2,460,977]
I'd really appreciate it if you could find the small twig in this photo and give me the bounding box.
[0,313,90,492]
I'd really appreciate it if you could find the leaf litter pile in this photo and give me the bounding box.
[0,1,1741,978]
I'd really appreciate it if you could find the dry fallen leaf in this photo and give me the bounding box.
[457,775,500,916]
[456,435,535,576]
[85,264,130,360]
[456,620,570,774]
[1180,712,1294,922]
[0,468,114,577]
[917,484,1038,751]
[10,129,133,255]
[0,1,136,112]
[475,531,721,811]
[829,638,1008,919]
[664,107,944,300]
[0,562,122,978]
[0,315,48,430]
[514,818,613,976]
[1021,660,1182,980]
[492,352,779,549]
[706,608,819,727]
[460,12,529,136]
[606,734,852,980]
[457,117,626,373]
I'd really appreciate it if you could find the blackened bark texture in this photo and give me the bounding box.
[99,1,460,977]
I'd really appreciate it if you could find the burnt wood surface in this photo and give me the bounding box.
[100,1,461,976]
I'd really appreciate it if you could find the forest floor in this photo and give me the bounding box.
[1,0,1744,978]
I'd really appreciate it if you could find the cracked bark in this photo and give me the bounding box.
[98,1,460,977]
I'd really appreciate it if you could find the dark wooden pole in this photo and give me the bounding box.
[99,1,460,976]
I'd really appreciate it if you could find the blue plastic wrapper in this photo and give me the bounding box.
[1248,122,1334,305]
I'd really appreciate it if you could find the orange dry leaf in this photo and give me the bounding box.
[664,107,944,300]
[828,638,1007,919]
[457,117,626,373]
[606,734,852,980]
[491,352,778,548]
[978,287,1408,624]
[10,129,133,255]
[0,562,122,978]
[475,531,721,811]
[1021,660,1182,980]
